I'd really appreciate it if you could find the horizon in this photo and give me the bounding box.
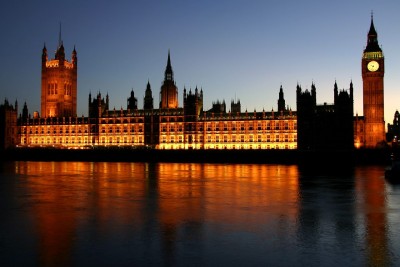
[1,1,399,126]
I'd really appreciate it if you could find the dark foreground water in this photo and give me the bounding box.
[0,161,399,267]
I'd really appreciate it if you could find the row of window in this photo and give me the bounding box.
[24,137,88,145]
[160,135,297,143]
[160,122,296,132]
[23,136,144,145]
[101,126,143,133]
[100,137,143,144]
[101,119,144,124]
[22,127,89,134]
[159,144,296,150]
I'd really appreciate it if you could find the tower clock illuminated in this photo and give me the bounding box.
[367,60,379,72]
[361,15,385,148]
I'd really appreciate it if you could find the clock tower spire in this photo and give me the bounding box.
[362,14,385,148]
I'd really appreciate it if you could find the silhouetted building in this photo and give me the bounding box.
[386,110,400,145]
[297,81,354,150]
[89,92,109,118]
[0,99,18,150]
[208,100,226,114]
[231,100,241,114]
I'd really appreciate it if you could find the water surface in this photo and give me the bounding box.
[0,161,399,266]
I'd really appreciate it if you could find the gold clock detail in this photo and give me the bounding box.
[367,60,379,72]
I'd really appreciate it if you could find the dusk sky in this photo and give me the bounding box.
[1,1,399,125]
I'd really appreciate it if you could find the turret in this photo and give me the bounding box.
[42,44,48,68]
[334,81,338,103]
[349,80,354,101]
[72,46,77,67]
[311,82,317,105]
[144,81,154,110]
[278,85,286,112]
[127,89,138,110]
[106,93,109,110]
[22,102,28,121]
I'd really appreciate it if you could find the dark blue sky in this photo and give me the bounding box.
[0,0,399,123]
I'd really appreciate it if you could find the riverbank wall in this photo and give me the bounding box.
[1,147,392,166]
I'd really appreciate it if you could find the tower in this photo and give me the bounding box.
[362,15,385,148]
[127,89,138,111]
[160,51,178,109]
[144,81,154,110]
[278,85,286,112]
[41,26,77,118]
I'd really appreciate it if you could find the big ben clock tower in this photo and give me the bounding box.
[362,15,385,148]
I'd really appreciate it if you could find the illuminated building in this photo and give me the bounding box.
[356,15,385,148]
[41,27,77,118]
[7,16,388,151]
[18,48,298,149]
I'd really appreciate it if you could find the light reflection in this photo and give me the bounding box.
[6,162,395,265]
[13,162,299,265]
[355,167,389,266]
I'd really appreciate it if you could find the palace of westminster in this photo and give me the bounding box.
[0,17,395,151]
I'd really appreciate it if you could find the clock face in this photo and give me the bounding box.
[367,61,379,72]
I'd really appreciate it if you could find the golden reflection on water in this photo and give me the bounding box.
[355,166,389,267]
[14,162,299,266]
[9,162,393,266]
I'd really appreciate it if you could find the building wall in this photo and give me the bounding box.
[17,110,297,150]
[0,100,18,150]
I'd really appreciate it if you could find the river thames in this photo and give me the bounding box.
[1,161,399,266]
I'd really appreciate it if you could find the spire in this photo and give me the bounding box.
[58,22,62,48]
[334,81,338,102]
[349,80,354,100]
[42,43,48,64]
[164,50,174,81]
[365,13,382,53]
[278,85,285,112]
[54,23,66,61]
[146,79,151,91]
